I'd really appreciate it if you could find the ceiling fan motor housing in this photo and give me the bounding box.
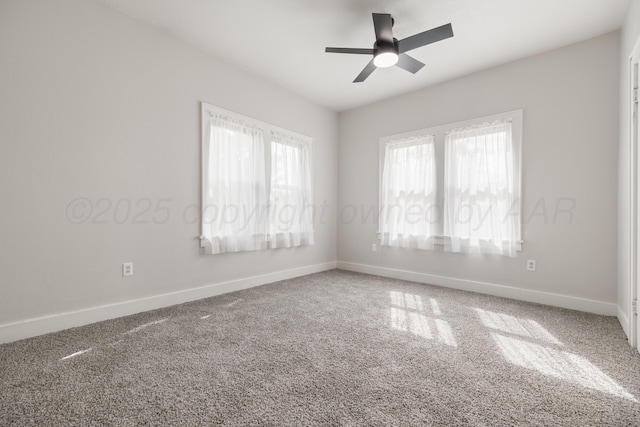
[374,38,399,56]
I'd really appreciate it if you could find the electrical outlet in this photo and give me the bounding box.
[122,262,133,277]
[372,243,377,252]
[526,260,536,272]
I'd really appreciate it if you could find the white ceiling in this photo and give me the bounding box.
[100,0,629,112]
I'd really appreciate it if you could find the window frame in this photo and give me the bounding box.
[379,109,524,250]
[200,102,314,253]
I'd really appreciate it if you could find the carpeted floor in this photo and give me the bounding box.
[1,269,639,426]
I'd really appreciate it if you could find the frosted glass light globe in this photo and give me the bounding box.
[374,52,398,68]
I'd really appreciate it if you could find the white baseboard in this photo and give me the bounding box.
[618,306,630,339]
[0,261,337,345]
[337,261,617,316]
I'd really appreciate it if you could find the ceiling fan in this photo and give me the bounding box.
[325,13,453,83]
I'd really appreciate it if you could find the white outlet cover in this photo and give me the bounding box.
[122,262,133,276]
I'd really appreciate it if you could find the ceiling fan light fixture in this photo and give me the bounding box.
[373,51,398,68]
[325,13,453,82]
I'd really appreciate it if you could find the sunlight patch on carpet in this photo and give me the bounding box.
[389,291,457,347]
[430,298,442,316]
[125,318,169,335]
[475,308,562,345]
[59,348,91,361]
[434,319,456,347]
[391,291,424,311]
[492,333,637,401]
[225,299,243,307]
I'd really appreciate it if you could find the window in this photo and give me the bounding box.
[269,131,314,249]
[379,135,437,250]
[200,103,314,254]
[379,110,522,257]
[445,120,519,257]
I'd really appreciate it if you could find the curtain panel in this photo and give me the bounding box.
[268,131,315,248]
[379,135,437,250]
[444,120,519,257]
[202,114,268,254]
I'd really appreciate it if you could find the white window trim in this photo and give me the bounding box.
[199,102,314,249]
[378,109,524,251]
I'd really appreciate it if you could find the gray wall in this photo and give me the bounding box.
[338,32,620,305]
[0,0,338,325]
[0,0,623,332]
[619,0,640,335]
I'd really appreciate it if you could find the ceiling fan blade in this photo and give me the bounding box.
[397,23,453,53]
[396,53,425,74]
[354,59,376,83]
[325,47,375,55]
[372,13,394,44]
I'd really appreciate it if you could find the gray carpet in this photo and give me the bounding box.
[1,269,639,426]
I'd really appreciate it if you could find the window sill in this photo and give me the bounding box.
[376,234,524,252]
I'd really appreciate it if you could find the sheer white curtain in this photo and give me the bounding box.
[268,131,314,248]
[201,114,267,254]
[444,120,519,257]
[379,135,437,250]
